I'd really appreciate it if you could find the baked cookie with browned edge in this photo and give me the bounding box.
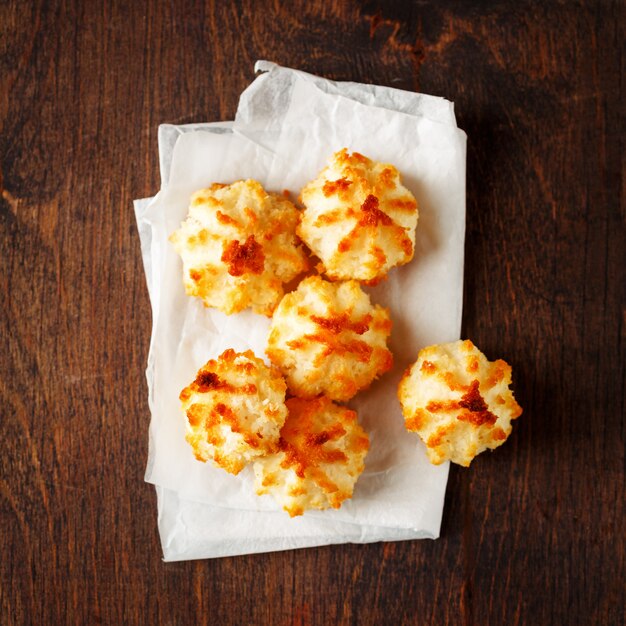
[170,180,309,316]
[266,276,393,401]
[254,396,370,516]
[298,149,418,284]
[180,349,288,474]
[398,340,522,466]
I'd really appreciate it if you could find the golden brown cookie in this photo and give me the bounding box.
[398,340,522,466]
[298,149,418,283]
[170,180,309,316]
[266,276,393,401]
[180,349,288,474]
[254,396,370,517]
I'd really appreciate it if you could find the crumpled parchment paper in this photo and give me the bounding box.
[134,61,466,561]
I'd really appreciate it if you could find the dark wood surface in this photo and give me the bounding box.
[1,1,624,624]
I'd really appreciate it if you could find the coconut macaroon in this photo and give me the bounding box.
[398,340,523,467]
[180,349,288,475]
[298,148,418,284]
[266,276,393,401]
[170,180,309,316]
[254,396,370,517]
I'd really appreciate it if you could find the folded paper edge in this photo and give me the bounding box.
[250,59,459,128]
[156,486,441,561]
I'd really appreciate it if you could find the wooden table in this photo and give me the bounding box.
[1,1,623,624]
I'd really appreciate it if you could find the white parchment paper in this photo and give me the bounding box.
[134,62,466,561]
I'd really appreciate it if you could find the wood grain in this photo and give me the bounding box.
[1,1,623,624]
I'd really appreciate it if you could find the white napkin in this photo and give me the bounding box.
[134,61,466,561]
